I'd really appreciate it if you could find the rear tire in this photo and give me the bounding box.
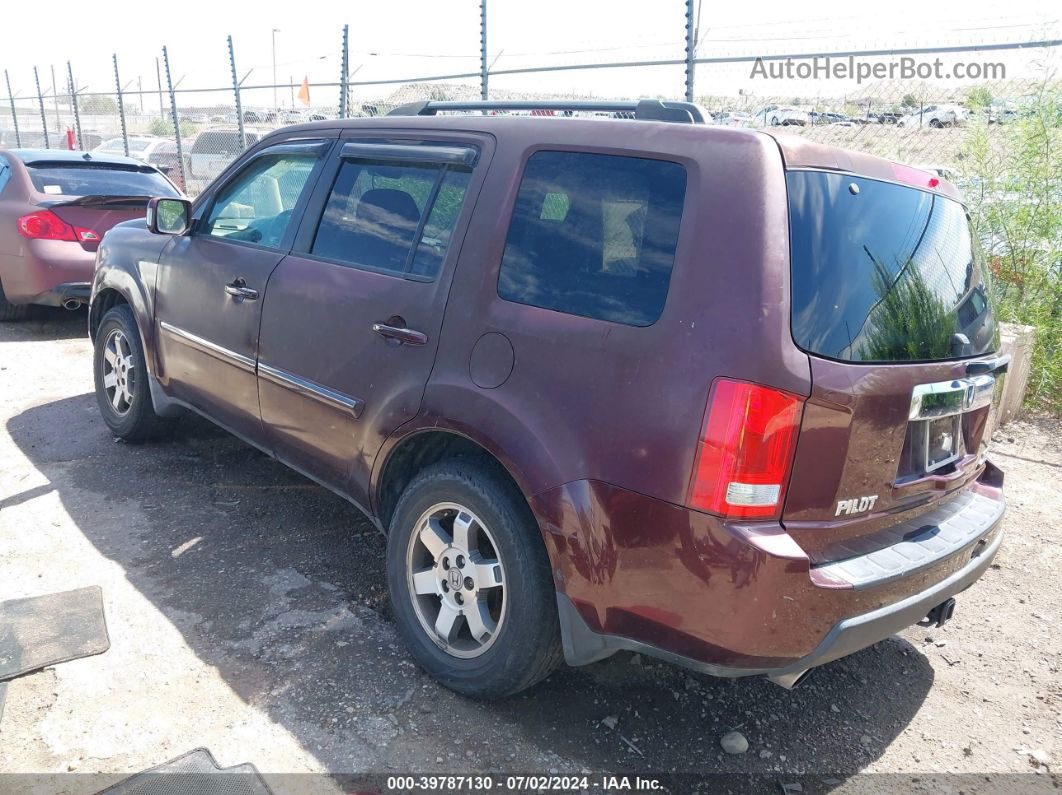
[93,304,175,441]
[0,280,30,322]
[386,459,562,699]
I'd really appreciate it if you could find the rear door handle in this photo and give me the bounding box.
[372,322,427,346]
[224,278,258,301]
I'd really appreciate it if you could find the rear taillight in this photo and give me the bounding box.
[688,379,805,520]
[17,210,77,241]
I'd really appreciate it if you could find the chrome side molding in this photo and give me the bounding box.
[258,362,365,419]
[159,321,364,418]
[159,321,256,373]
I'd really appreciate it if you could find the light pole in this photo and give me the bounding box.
[271,28,280,113]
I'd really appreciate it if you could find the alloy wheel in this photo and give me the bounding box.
[101,328,135,416]
[406,502,507,659]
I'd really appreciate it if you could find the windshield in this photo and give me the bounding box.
[27,163,179,197]
[787,170,998,363]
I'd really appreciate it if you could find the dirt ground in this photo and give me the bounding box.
[0,308,1059,794]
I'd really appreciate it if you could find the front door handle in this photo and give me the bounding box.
[224,278,258,301]
[372,321,427,346]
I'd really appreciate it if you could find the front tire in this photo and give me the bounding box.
[93,304,175,441]
[386,459,562,699]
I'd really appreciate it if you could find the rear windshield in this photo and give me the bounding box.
[27,163,179,197]
[787,171,997,363]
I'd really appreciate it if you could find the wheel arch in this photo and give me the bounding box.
[88,287,130,341]
[373,427,537,537]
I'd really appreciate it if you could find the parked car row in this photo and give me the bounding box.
[1,99,1008,702]
[711,101,983,129]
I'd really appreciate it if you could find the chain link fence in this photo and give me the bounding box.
[1,19,1059,198]
[1,13,1058,410]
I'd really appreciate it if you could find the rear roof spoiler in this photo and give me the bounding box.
[38,194,152,209]
[23,157,157,173]
[387,99,707,124]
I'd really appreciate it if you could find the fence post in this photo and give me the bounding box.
[227,35,246,151]
[33,66,49,149]
[113,54,129,156]
[67,62,82,150]
[4,70,20,147]
[155,58,165,120]
[162,46,187,191]
[684,0,696,102]
[339,24,349,119]
[480,0,488,100]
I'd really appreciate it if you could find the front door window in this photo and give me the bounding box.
[203,152,318,248]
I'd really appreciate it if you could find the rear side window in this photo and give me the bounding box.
[787,171,998,362]
[25,163,179,197]
[311,159,471,278]
[0,156,10,194]
[498,151,686,326]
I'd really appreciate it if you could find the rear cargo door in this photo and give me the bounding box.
[780,169,1004,561]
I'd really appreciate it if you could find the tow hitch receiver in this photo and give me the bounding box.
[920,597,957,628]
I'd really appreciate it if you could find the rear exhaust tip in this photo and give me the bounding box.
[62,298,82,311]
[767,669,813,689]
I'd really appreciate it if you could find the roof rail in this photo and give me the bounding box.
[386,99,706,124]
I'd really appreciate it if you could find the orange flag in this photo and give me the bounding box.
[297,77,310,107]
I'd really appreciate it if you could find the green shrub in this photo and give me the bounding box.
[964,84,1062,414]
[148,118,199,138]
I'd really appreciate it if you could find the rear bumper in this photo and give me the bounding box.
[0,241,95,305]
[537,473,1005,682]
[764,524,1002,681]
[31,281,91,307]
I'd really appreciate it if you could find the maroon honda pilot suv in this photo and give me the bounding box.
[87,100,1007,698]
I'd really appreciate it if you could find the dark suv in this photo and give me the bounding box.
[88,100,1007,698]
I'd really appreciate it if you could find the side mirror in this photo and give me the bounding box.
[147,197,192,235]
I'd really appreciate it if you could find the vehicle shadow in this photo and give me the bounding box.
[6,393,934,780]
[0,306,87,342]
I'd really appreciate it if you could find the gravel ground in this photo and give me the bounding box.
[0,308,1059,793]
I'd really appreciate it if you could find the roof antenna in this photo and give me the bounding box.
[82,152,92,160]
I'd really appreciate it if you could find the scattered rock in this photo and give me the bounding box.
[759,749,772,759]
[720,731,749,754]
[830,704,840,713]
[1029,749,1051,768]
[860,734,873,746]
[601,715,618,730]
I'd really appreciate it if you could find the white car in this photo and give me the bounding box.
[93,135,171,162]
[714,111,752,127]
[898,104,968,128]
[751,105,809,127]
